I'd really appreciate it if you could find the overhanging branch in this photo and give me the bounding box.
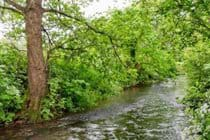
[4,0,25,12]
[0,5,23,15]
[44,8,127,67]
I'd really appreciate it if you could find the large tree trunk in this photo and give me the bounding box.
[25,0,47,122]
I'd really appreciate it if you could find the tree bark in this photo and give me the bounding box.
[25,0,47,122]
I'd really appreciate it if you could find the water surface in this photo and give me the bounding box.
[0,76,188,140]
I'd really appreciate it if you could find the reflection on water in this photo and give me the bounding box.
[0,76,188,140]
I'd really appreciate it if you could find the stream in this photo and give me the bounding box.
[0,76,189,140]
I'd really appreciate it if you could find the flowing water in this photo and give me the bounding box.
[0,76,189,140]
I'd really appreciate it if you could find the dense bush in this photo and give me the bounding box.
[137,46,176,82]
[0,43,26,123]
[183,40,210,139]
[41,56,138,120]
[40,49,176,120]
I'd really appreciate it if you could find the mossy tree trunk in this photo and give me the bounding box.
[25,0,47,122]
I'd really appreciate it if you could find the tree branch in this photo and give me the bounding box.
[44,8,109,36]
[108,36,127,68]
[0,5,23,15]
[41,25,57,69]
[4,0,25,12]
[44,8,127,67]
[42,25,54,46]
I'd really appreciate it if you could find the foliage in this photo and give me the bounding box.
[39,2,177,120]
[41,46,138,120]
[183,40,210,139]
[0,0,177,124]
[137,46,176,82]
[0,43,26,123]
[157,0,210,138]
